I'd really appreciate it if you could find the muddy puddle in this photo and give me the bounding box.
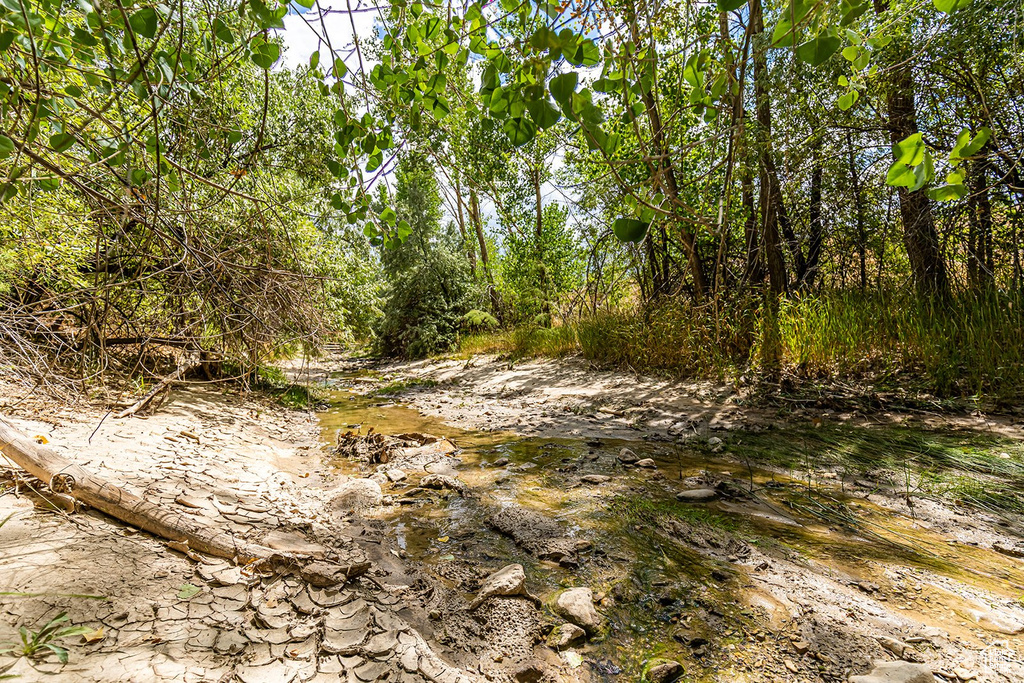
[316,373,1024,681]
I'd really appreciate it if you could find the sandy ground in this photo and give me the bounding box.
[2,355,1024,683]
[357,355,1024,442]
[0,381,481,683]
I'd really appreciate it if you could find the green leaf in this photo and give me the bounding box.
[613,218,649,243]
[49,132,75,152]
[837,89,859,110]
[933,0,970,13]
[333,57,348,78]
[250,40,280,69]
[928,184,967,201]
[795,36,841,66]
[213,17,234,44]
[842,45,860,61]
[549,72,577,104]
[309,50,319,69]
[502,116,537,147]
[526,99,560,130]
[959,127,991,158]
[294,0,315,8]
[886,133,926,187]
[717,0,746,11]
[128,7,158,39]
[0,135,14,159]
[176,583,201,600]
[841,2,869,25]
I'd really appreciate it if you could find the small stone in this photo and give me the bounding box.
[784,658,799,674]
[875,635,907,658]
[707,437,723,446]
[330,478,383,510]
[635,458,657,469]
[469,564,538,610]
[969,608,1024,635]
[580,474,611,485]
[644,658,683,683]
[953,667,977,681]
[848,661,933,683]
[386,469,407,483]
[617,448,639,464]
[546,623,586,649]
[792,640,810,655]
[513,660,547,683]
[553,587,603,634]
[675,488,717,502]
[493,458,509,467]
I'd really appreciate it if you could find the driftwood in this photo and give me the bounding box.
[0,416,369,584]
[115,364,194,419]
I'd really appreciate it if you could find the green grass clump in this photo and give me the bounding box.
[375,377,440,395]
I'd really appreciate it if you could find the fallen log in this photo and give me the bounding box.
[115,363,195,419]
[0,416,369,584]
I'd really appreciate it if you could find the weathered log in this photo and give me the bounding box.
[115,363,194,419]
[0,416,369,584]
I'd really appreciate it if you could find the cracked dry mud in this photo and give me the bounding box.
[0,385,483,683]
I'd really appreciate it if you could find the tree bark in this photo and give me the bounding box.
[802,150,824,289]
[885,63,950,296]
[750,0,788,295]
[454,174,476,276]
[847,130,869,290]
[0,416,369,583]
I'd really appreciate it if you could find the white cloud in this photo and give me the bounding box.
[278,3,381,72]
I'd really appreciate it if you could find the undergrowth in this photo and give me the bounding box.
[457,290,1024,401]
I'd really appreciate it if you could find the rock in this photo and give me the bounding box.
[792,640,810,655]
[643,658,683,683]
[617,448,639,464]
[330,478,382,510]
[263,530,326,557]
[848,661,933,683]
[875,635,907,658]
[419,473,468,494]
[953,667,977,681]
[969,608,1024,635]
[469,563,541,610]
[992,542,1024,558]
[553,587,603,634]
[299,560,371,587]
[580,474,611,485]
[635,458,657,469]
[784,659,799,674]
[546,623,586,649]
[513,660,548,683]
[493,457,509,467]
[675,488,717,502]
[489,504,581,567]
[385,469,407,483]
[707,437,723,446]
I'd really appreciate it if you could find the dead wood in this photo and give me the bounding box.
[0,416,369,584]
[115,363,196,418]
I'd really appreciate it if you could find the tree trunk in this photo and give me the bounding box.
[847,130,869,290]
[742,163,764,284]
[750,0,788,295]
[802,150,824,289]
[454,174,476,276]
[885,64,950,296]
[0,416,369,584]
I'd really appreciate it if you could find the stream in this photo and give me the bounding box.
[315,371,1024,682]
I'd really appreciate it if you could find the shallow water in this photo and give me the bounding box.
[317,373,1024,680]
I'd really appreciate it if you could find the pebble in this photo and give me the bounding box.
[635,458,657,469]
[675,488,717,502]
[580,474,611,484]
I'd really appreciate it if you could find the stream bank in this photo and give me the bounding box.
[306,354,1024,683]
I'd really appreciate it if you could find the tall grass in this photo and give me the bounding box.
[456,289,1024,399]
